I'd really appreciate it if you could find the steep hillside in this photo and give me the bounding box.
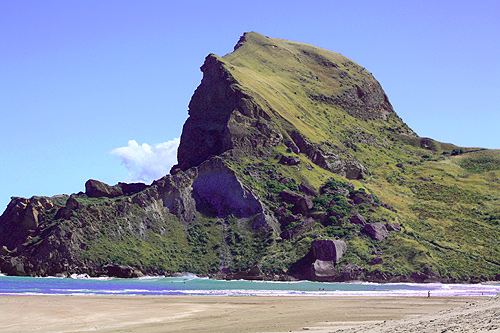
[1,32,499,282]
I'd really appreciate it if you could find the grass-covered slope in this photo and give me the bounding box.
[1,32,499,282]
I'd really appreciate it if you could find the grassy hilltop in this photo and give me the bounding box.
[1,32,499,282]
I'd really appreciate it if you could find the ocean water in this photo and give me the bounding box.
[1,274,499,296]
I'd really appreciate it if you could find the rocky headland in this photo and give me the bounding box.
[1,32,500,282]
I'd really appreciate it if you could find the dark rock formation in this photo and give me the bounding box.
[341,263,364,281]
[410,269,441,283]
[321,185,350,197]
[175,53,281,172]
[0,197,55,251]
[279,189,313,214]
[299,182,318,197]
[85,179,123,198]
[104,263,144,278]
[308,80,396,121]
[0,256,26,276]
[284,140,300,154]
[119,182,148,195]
[350,213,367,225]
[290,239,347,281]
[350,191,375,205]
[362,223,389,241]
[385,223,401,232]
[229,265,266,280]
[289,132,366,180]
[311,239,347,263]
[279,155,301,166]
[192,158,270,227]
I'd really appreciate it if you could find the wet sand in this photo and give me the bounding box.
[0,295,495,332]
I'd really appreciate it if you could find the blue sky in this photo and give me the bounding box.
[1,0,499,210]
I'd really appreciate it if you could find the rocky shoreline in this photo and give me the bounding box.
[2,254,499,284]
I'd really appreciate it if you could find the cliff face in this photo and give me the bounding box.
[1,32,500,282]
[175,53,281,172]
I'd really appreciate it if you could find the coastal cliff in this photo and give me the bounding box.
[1,32,500,282]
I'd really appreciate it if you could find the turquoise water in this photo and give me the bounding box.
[1,274,499,296]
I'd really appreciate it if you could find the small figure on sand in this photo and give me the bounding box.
[427,291,431,298]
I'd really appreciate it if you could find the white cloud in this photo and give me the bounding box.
[111,138,180,183]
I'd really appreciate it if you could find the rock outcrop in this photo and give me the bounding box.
[104,263,144,278]
[290,239,347,281]
[174,54,281,172]
[362,223,390,241]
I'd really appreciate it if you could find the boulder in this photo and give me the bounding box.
[104,263,144,278]
[85,179,123,198]
[311,239,347,263]
[55,195,79,220]
[299,182,318,197]
[322,186,350,197]
[289,239,347,281]
[279,155,301,166]
[280,189,303,203]
[350,191,375,205]
[313,260,336,277]
[350,213,367,225]
[0,256,27,276]
[385,223,401,232]
[280,189,313,214]
[362,223,389,241]
[280,217,315,240]
[118,182,148,195]
[296,196,314,214]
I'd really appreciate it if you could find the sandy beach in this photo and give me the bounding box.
[1,294,498,332]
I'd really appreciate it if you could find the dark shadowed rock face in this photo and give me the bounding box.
[175,54,281,172]
[119,182,148,195]
[0,197,55,250]
[175,55,237,171]
[193,159,262,219]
